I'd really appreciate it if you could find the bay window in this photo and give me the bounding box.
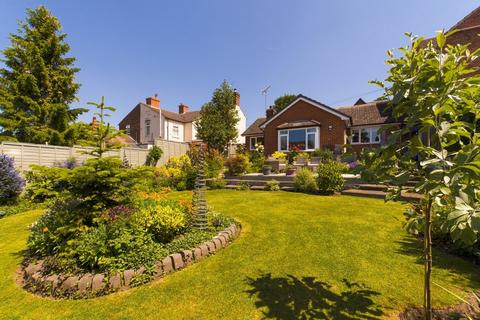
[278,127,319,151]
[351,127,380,144]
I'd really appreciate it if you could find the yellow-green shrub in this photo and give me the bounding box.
[133,201,188,242]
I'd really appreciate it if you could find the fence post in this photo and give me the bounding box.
[21,144,24,170]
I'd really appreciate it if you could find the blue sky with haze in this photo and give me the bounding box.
[0,1,478,126]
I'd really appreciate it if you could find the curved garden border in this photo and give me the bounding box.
[21,223,241,299]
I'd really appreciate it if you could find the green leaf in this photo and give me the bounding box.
[455,197,474,212]
[459,227,477,246]
[439,186,450,195]
[471,215,480,231]
[447,210,465,221]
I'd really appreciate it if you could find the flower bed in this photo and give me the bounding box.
[19,156,238,299]
[21,223,241,299]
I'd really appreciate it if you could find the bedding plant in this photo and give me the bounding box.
[23,157,234,289]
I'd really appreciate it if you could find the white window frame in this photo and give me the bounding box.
[145,119,151,136]
[125,124,131,135]
[172,125,179,139]
[350,126,381,145]
[277,127,319,152]
[249,136,264,150]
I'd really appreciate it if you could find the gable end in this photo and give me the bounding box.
[260,95,350,129]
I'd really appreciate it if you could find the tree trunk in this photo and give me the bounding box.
[424,198,433,320]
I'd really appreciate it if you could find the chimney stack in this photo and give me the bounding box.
[178,103,189,114]
[146,94,160,108]
[91,116,99,130]
[234,89,240,106]
[266,106,276,119]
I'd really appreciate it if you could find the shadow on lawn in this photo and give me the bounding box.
[395,236,480,286]
[245,273,383,320]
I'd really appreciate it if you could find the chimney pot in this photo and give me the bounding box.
[179,103,189,114]
[146,95,160,108]
[91,116,99,129]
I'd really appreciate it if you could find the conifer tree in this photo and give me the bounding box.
[87,96,122,158]
[0,6,86,144]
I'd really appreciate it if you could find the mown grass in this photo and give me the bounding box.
[0,190,479,319]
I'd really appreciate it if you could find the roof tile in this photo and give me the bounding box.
[337,101,396,126]
[242,117,266,136]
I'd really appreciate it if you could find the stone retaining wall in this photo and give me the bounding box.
[21,223,241,299]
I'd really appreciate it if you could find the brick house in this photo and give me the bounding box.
[243,7,480,156]
[242,95,399,155]
[119,93,246,145]
[440,6,480,74]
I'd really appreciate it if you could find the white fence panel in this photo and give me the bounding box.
[154,139,190,165]
[0,142,151,171]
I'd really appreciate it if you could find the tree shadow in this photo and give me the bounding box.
[245,273,383,320]
[395,236,480,286]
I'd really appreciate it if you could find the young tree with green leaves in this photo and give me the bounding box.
[369,31,480,319]
[87,97,122,158]
[0,6,86,145]
[273,94,297,112]
[145,145,163,166]
[195,80,239,153]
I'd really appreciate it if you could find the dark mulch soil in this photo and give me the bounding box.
[399,294,480,319]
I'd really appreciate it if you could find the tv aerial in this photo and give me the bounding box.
[261,85,271,109]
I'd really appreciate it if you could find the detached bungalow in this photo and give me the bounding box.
[242,6,480,156]
[242,95,399,155]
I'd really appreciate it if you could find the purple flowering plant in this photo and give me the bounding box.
[0,154,25,204]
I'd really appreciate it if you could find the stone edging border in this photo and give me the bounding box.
[21,223,241,299]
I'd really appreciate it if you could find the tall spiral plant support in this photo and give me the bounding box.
[193,146,208,230]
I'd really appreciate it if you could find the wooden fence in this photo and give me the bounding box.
[0,142,149,170]
[0,140,192,170]
[154,139,190,165]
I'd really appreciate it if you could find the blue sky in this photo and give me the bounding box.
[0,1,478,127]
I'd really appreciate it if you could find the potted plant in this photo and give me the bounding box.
[285,164,296,176]
[262,165,272,175]
[272,151,287,163]
[295,152,310,166]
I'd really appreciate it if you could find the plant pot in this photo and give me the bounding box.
[286,168,296,176]
[262,165,272,175]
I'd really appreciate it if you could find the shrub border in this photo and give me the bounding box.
[21,223,241,299]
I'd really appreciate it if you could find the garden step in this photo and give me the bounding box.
[223,185,294,191]
[341,188,422,201]
[224,175,294,182]
[348,183,416,192]
[225,179,294,187]
[351,184,388,191]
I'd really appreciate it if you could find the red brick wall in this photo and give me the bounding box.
[119,105,141,143]
[263,100,348,155]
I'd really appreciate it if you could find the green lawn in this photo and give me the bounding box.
[0,190,479,319]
